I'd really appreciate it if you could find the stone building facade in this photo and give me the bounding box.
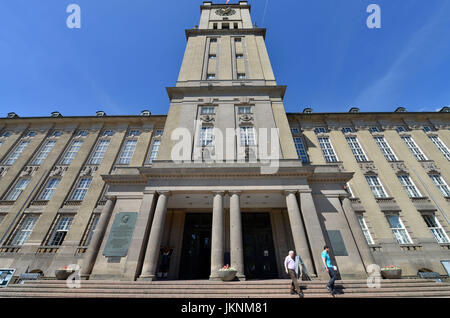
[0,2,449,281]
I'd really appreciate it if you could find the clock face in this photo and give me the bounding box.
[216,7,236,16]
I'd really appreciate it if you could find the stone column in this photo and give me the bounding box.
[122,190,157,280]
[138,191,170,281]
[340,195,376,270]
[229,191,245,280]
[80,195,116,279]
[210,191,225,280]
[285,190,314,275]
[299,190,328,279]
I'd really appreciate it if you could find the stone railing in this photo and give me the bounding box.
[400,244,423,252]
[36,246,59,254]
[0,246,21,253]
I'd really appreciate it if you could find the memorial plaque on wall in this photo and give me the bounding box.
[103,212,138,257]
[327,230,348,256]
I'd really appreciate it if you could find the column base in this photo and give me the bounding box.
[138,275,156,281]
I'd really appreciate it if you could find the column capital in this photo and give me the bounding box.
[104,195,117,202]
[143,189,157,195]
[228,190,242,196]
[157,190,171,196]
[212,190,226,196]
[284,190,299,196]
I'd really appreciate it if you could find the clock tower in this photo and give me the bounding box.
[158,1,298,162]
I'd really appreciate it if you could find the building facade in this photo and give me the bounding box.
[0,1,449,281]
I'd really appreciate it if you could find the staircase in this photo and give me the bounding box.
[1,279,450,298]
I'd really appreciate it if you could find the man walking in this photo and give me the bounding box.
[321,246,337,295]
[285,250,304,297]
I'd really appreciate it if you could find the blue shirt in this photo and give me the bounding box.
[321,250,332,268]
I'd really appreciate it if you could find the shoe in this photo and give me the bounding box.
[326,286,331,292]
[290,291,297,295]
[298,292,304,298]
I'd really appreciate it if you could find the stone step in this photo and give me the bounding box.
[1,290,450,298]
[2,285,450,295]
[8,281,449,290]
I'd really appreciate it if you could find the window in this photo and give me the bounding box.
[429,174,450,197]
[222,23,230,30]
[4,140,30,165]
[39,178,61,201]
[48,216,73,246]
[345,137,368,162]
[118,139,137,165]
[396,126,407,133]
[423,215,450,244]
[6,178,30,201]
[387,215,412,245]
[83,215,100,246]
[290,128,300,135]
[101,130,114,137]
[2,131,11,138]
[199,127,214,147]
[345,183,355,198]
[127,130,141,137]
[423,126,433,133]
[11,215,38,246]
[71,178,92,201]
[26,131,36,137]
[293,137,309,163]
[213,23,218,30]
[201,107,215,115]
[51,130,62,137]
[357,215,374,245]
[398,175,421,198]
[374,136,398,161]
[429,136,450,160]
[210,38,217,43]
[318,137,338,162]
[236,54,244,59]
[369,126,381,133]
[234,23,238,29]
[207,74,216,80]
[237,73,246,79]
[235,37,241,42]
[61,140,83,165]
[89,140,110,165]
[238,106,252,114]
[0,141,3,148]
[401,136,427,161]
[75,130,88,137]
[314,127,327,134]
[148,140,161,164]
[365,175,388,198]
[154,129,164,137]
[32,140,56,165]
[240,126,256,146]
[209,54,216,59]
[342,127,354,134]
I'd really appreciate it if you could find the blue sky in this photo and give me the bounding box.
[0,0,449,117]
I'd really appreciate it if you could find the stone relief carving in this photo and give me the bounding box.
[390,161,409,175]
[80,165,98,177]
[0,166,9,177]
[420,161,440,174]
[359,162,378,175]
[239,114,254,123]
[50,166,68,177]
[20,166,39,177]
[200,115,215,123]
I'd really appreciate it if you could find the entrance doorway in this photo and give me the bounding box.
[179,213,212,280]
[242,213,278,279]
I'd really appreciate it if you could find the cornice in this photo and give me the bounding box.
[185,28,266,40]
[166,85,286,100]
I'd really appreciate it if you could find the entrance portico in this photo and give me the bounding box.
[83,160,372,281]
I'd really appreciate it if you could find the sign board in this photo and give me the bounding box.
[327,230,348,256]
[0,269,16,287]
[103,212,138,257]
